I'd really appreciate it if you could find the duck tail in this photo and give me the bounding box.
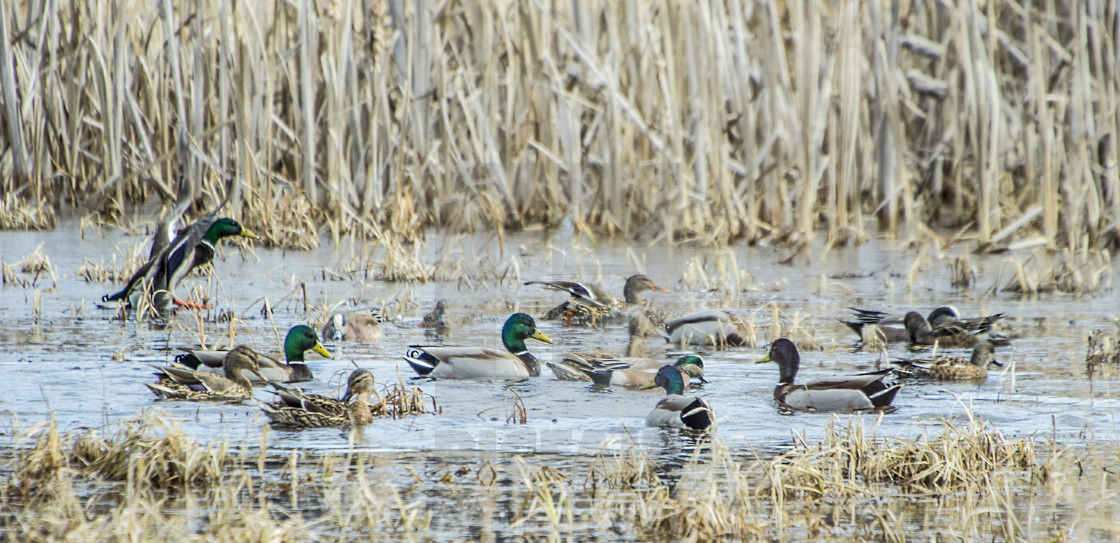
[840,320,865,338]
[545,361,590,382]
[869,384,904,408]
[101,288,128,303]
[680,399,715,431]
[584,369,614,387]
[402,348,438,377]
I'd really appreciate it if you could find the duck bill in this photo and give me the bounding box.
[251,369,268,382]
[240,229,261,240]
[753,354,771,364]
[313,343,333,359]
[652,285,669,293]
[639,381,659,390]
[531,330,553,344]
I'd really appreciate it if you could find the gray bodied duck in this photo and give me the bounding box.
[176,325,332,383]
[404,313,552,379]
[641,365,716,431]
[102,212,258,312]
[755,338,902,411]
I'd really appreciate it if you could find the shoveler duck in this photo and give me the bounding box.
[146,345,265,401]
[527,274,668,325]
[403,313,552,379]
[662,310,749,347]
[259,369,377,427]
[322,310,383,341]
[892,341,1000,380]
[175,325,332,383]
[755,338,902,411]
[102,213,258,313]
[641,366,716,431]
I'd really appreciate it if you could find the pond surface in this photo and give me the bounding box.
[2,221,1117,457]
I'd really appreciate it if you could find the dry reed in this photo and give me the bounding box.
[0,1,1115,251]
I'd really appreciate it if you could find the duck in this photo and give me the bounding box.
[403,313,553,379]
[841,306,1007,346]
[892,341,1000,380]
[419,300,475,329]
[259,369,376,427]
[640,366,716,431]
[755,338,902,411]
[175,325,332,383]
[547,315,661,380]
[903,311,1003,348]
[550,354,706,388]
[322,310,383,341]
[146,345,265,401]
[421,300,450,328]
[527,274,668,324]
[662,310,748,347]
[102,213,258,312]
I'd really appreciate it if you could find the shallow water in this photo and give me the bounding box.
[1,222,1118,538]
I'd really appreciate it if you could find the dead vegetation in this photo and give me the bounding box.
[4,409,1115,541]
[1087,321,1120,370]
[1,1,1116,252]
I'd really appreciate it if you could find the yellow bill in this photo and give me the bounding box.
[313,343,333,359]
[531,329,553,344]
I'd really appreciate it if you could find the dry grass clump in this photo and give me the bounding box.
[0,193,55,230]
[1,412,1118,541]
[3,412,234,501]
[1086,321,1120,369]
[369,374,441,419]
[772,415,1040,496]
[1001,248,1113,295]
[0,244,57,289]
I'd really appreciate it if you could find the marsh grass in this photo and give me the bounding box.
[1000,248,1113,295]
[5,410,1114,541]
[2,1,1117,255]
[1087,321,1120,370]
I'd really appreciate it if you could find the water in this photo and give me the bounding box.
[1,222,1118,538]
[1,223,1118,449]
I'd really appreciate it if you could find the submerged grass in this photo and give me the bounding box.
[2,1,1118,252]
[2,410,1117,541]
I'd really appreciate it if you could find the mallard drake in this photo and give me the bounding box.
[842,306,1006,346]
[102,214,258,312]
[585,355,706,388]
[892,341,999,380]
[403,313,553,379]
[662,310,748,347]
[146,345,266,401]
[322,310,383,341]
[259,369,376,427]
[641,366,716,431]
[755,338,902,411]
[529,274,668,324]
[175,325,332,383]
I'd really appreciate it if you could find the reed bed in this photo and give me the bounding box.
[1,1,1116,251]
[3,410,1117,541]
